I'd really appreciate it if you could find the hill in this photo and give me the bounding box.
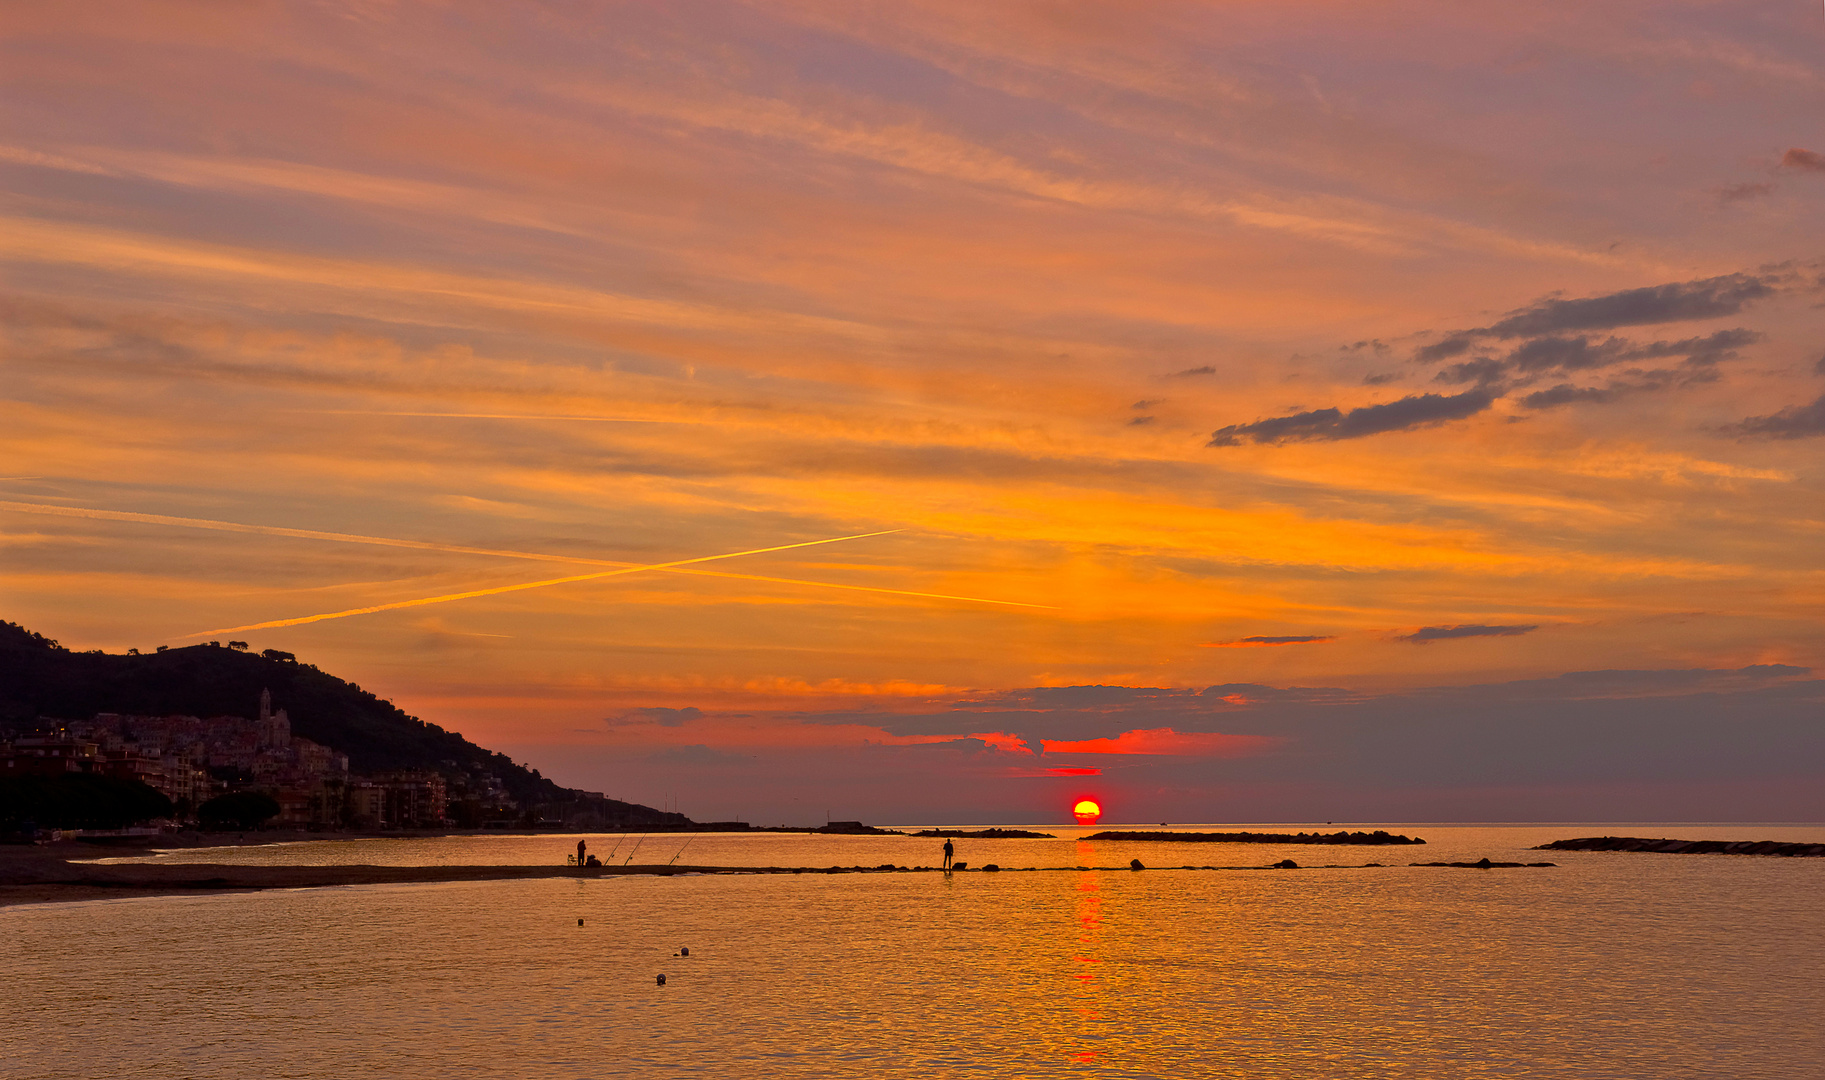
[0,620,684,827]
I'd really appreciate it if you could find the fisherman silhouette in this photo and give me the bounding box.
[942,838,954,870]
[577,839,587,867]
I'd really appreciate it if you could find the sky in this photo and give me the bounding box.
[2,2,1822,824]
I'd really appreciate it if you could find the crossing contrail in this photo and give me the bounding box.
[0,499,1048,610]
[0,499,632,565]
[184,530,904,636]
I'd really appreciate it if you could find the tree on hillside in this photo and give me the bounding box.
[198,791,281,830]
[0,775,174,830]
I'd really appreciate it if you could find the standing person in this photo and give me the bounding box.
[942,838,954,871]
[577,839,587,867]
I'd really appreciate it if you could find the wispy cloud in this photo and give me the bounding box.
[1396,624,1540,644]
[1201,635,1335,648]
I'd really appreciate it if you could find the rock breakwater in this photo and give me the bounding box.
[1084,829,1424,845]
[1537,836,1825,856]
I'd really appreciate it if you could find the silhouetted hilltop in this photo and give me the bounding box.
[0,620,681,825]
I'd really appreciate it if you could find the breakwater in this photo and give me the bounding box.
[1085,829,1424,845]
[1538,836,1825,857]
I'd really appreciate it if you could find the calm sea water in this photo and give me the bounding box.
[9,824,1825,1078]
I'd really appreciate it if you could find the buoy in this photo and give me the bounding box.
[656,974,667,986]
[680,947,689,957]
[578,919,584,926]
[1130,858,1145,870]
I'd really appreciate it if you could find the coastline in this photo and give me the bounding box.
[0,843,1542,908]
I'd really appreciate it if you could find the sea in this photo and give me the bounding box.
[6,823,1823,1078]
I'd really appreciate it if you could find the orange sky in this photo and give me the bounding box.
[3,3,1822,822]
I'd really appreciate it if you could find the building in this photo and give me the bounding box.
[373,771,448,827]
[3,736,100,776]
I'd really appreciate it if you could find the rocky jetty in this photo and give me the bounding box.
[913,828,1054,838]
[1537,836,1825,857]
[1085,829,1424,845]
[1411,859,1555,868]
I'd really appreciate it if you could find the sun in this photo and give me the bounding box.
[1073,799,1102,824]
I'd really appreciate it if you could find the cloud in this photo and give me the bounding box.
[998,765,1102,777]
[1202,635,1335,648]
[1479,274,1777,339]
[1040,728,1279,756]
[1397,623,1539,644]
[615,706,703,727]
[1208,388,1496,446]
[705,666,1824,821]
[1779,148,1825,173]
[1520,384,1614,409]
[1729,393,1825,439]
[1711,182,1774,204]
[1166,365,1217,377]
[646,744,755,764]
[1401,272,1780,417]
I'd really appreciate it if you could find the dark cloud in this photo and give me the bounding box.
[1214,270,1785,446]
[646,743,752,764]
[1204,635,1335,647]
[616,706,702,727]
[1520,384,1614,410]
[1131,399,1162,409]
[1481,274,1775,339]
[1729,393,1825,439]
[1813,355,1825,376]
[1167,365,1217,377]
[1398,624,1539,644]
[1712,182,1774,204]
[1415,335,1476,363]
[1127,415,1156,426]
[1779,148,1825,173]
[1208,388,1496,446]
[1362,372,1398,385]
[1438,329,1759,386]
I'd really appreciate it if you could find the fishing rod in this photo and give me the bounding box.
[667,831,698,866]
[622,828,652,865]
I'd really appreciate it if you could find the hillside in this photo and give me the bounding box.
[0,620,684,826]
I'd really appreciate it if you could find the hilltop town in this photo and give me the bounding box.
[6,689,506,829]
[0,621,688,835]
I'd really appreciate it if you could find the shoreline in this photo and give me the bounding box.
[0,848,1558,908]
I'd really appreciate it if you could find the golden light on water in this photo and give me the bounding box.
[1072,799,1102,824]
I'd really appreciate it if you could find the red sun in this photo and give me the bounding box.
[1073,799,1103,824]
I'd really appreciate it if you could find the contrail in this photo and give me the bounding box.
[666,567,1055,609]
[0,499,1044,609]
[185,530,902,636]
[304,411,686,423]
[0,499,632,567]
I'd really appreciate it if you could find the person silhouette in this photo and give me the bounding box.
[942,838,954,870]
[577,839,587,867]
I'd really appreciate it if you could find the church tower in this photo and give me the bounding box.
[257,688,291,749]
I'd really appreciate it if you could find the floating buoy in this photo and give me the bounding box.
[656,974,667,986]
[578,919,584,926]
[680,947,689,957]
